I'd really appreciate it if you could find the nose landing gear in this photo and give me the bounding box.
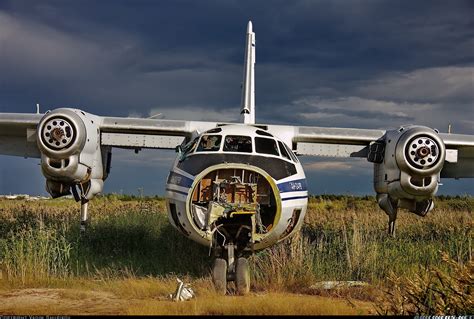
[212,243,251,295]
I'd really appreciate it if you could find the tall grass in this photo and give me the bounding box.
[1,227,72,285]
[0,197,210,286]
[250,196,471,292]
[376,253,473,315]
[0,195,471,297]
[250,234,317,292]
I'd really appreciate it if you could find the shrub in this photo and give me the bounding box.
[376,252,473,315]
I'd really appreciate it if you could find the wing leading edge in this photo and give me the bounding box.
[0,112,473,178]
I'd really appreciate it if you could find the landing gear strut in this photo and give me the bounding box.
[212,243,250,295]
[71,182,91,234]
[377,194,398,237]
[377,194,435,237]
[80,199,89,234]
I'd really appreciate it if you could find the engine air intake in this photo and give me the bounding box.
[41,117,76,151]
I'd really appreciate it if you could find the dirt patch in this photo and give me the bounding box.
[0,287,376,315]
[0,288,128,315]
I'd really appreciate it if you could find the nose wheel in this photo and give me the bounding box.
[212,258,228,295]
[211,243,251,295]
[235,257,250,294]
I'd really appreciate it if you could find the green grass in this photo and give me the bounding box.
[0,196,471,299]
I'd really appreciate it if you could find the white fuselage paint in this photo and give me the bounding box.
[164,124,308,251]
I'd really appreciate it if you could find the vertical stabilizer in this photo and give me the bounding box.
[240,21,255,124]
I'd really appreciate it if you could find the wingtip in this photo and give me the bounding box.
[247,20,253,33]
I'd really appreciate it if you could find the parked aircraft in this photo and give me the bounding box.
[0,21,473,294]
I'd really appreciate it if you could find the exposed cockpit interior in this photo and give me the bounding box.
[190,167,278,250]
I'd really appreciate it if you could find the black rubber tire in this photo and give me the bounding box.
[235,257,250,295]
[212,258,227,295]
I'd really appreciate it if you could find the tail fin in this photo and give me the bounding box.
[240,21,256,124]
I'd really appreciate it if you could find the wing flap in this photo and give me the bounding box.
[101,132,185,149]
[439,133,474,178]
[99,117,218,150]
[0,113,42,158]
[100,117,192,136]
[294,126,385,145]
[296,142,369,158]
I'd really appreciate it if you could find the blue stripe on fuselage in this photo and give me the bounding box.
[281,195,308,201]
[167,172,194,188]
[277,178,307,193]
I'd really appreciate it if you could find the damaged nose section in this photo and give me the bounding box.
[189,167,280,250]
[188,165,280,295]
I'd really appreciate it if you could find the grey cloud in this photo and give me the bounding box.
[356,67,474,104]
[255,65,473,134]
[0,1,472,195]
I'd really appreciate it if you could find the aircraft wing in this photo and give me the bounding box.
[266,124,474,179]
[0,112,219,157]
[0,113,43,158]
[1,112,473,178]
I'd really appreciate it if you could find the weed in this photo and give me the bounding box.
[376,253,473,315]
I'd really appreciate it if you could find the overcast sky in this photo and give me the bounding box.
[0,0,473,196]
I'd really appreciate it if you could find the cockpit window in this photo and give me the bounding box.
[178,136,199,160]
[255,137,279,156]
[284,143,299,162]
[278,141,291,161]
[256,129,273,137]
[206,127,222,134]
[196,135,222,152]
[223,135,252,153]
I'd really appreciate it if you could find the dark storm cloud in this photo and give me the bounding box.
[0,0,472,195]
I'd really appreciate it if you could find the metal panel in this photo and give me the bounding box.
[445,149,458,163]
[295,126,385,145]
[296,142,369,158]
[100,117,217,137]
[0,136,40,158]
[0,113,42,158]
[442,160,474,178]
[101,132,184,149]
[441,146,474,178]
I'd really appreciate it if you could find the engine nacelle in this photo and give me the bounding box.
[373,125,446,216]
[36,108,110,200]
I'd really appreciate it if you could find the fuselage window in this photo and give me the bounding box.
[255,137,279,156]
[278,141,291,161]
[223,135,252,153]
[196,135,222,152]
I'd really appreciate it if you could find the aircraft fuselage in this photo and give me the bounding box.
[165,125,308,252]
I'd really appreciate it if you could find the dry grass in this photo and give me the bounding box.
[376,253,473,315]
[0,195,472,315]
[126,292,375,315]
[0,277,375,315]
